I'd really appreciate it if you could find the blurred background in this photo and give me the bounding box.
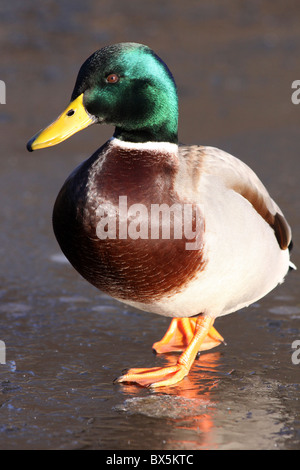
[0,0,299,450]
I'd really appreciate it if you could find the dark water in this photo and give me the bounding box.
[0,0,299,450]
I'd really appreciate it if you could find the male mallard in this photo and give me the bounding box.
[27,43,294,388]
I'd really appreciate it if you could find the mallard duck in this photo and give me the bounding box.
[27,42,294,388]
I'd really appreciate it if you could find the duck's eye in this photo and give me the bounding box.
[106,74,119,84]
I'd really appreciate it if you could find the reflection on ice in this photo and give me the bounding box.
[115,394,214,419]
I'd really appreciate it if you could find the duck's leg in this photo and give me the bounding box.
[115,316,215,388]
[152,317,225,354]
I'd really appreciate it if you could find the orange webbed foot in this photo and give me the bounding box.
[115,316,216,388]
[114,363,190,388]
[152,317,225,354]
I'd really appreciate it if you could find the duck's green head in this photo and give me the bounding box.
[27,43,178,151]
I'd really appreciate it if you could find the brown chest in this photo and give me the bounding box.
[53,146,206,303]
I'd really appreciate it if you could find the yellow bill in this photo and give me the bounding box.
[27,93,95,152]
